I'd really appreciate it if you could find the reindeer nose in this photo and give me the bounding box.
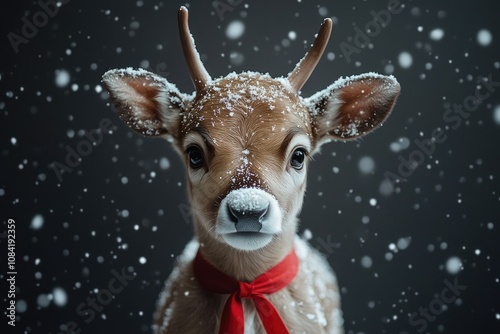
[228,202,269,233]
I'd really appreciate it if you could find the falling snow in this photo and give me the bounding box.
[389,137,410,152]
[2,2,499,334]
[226,20,245,40]
[159,157,171,170]
[446,256,462,275]
[477,29,492,46]
[30,214,44,230]
[37,294,51,308]
[398,51,413,68]
[55,69,71,87]
[358,156,375,174]
[396,237,411,250]
[429,28,445,41]
[52,287,68,307]
[494,105,500,125]
[361,256,373,268]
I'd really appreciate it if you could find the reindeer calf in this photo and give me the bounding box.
[103,7,400,334]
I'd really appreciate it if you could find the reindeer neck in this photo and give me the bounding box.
[194,224,296,282]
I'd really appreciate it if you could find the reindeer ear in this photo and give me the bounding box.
[102,68,188,138]
[306,73,400,144]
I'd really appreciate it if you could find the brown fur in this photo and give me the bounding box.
[103,63,399,334]
[179,75,313,255]
[151,74,343,333]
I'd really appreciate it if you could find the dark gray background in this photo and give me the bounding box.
[1,0,499,333]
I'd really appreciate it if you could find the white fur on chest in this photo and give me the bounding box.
[242,299,258,334]
[215,298,259,334]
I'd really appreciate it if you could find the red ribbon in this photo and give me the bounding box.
[193,249,299,334]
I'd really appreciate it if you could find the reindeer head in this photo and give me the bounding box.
[102,7,400,253]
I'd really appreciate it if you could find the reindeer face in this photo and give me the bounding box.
[180,74,313,250]
[102,6,400,252]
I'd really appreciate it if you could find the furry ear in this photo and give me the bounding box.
[102,68,189,138]
[306,73,400,145]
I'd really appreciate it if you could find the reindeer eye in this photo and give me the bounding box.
[187,146,204,169]
[290,148,306,170]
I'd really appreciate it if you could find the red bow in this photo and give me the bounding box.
[193,249,299,334]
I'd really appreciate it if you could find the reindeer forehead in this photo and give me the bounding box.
[180,73,312,140]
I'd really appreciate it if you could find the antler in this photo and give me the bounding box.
[288,18,332,92]
[178,6,211,91]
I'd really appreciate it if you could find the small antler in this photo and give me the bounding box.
[178,6,211,91]
[288,18,332,92]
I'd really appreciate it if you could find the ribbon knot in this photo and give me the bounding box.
[193,249,299,334]
[238,281,254,298]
